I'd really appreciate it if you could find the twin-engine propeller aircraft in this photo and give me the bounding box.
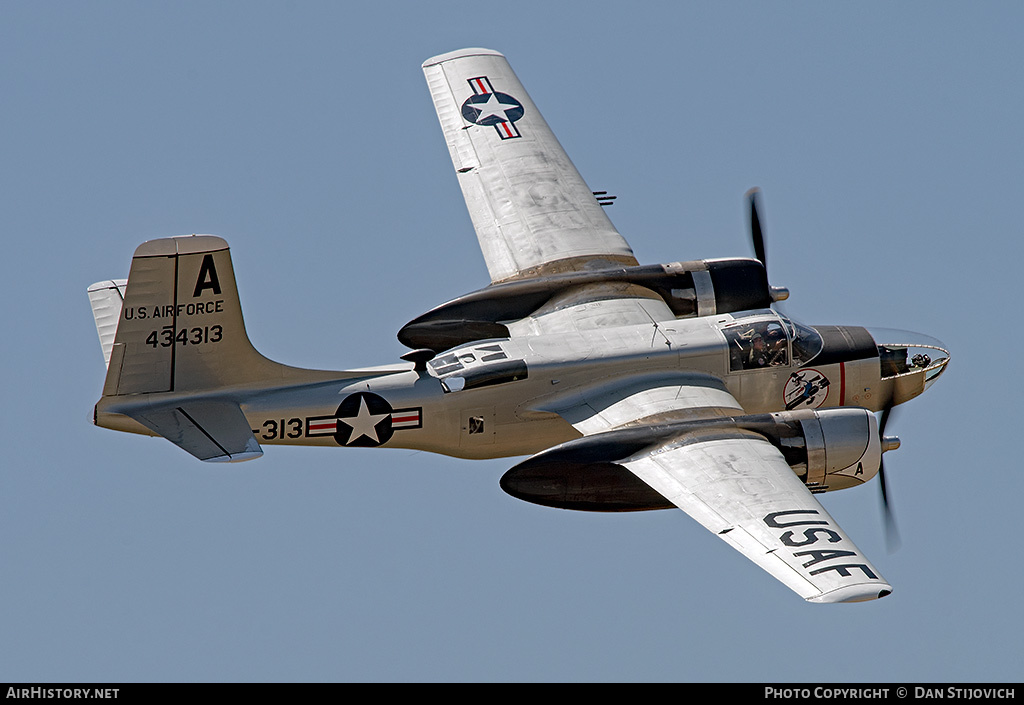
[89,48,950,603]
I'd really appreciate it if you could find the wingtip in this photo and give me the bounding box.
[806,584,893,604]
[204,449,264,463]
[422,47,505,68]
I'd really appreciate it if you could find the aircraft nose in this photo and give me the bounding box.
[866,327,951,391]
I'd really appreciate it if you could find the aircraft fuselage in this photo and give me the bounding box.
[97,306,945,465]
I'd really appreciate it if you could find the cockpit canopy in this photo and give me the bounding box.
[722,310,824,371]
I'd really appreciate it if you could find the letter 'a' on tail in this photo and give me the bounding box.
[89,235,335,463]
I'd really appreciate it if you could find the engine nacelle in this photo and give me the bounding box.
[771,408,882,493]
[500,408,881,511]
[399,258,771,352]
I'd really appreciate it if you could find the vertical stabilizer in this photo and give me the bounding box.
[90,234,400,461]
[101,235,300,396]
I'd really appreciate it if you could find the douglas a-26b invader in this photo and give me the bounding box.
[89,48,950,603]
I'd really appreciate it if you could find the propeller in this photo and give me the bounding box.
[745,188,900,550]
[877,403,902,552]
[745,188,789,304]
[747,187,768,269]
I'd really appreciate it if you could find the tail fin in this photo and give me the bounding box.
[99,235,313,397]
[91,235,388,462]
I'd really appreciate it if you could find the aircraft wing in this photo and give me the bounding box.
[524,375,892,603]
[423,48,639,283]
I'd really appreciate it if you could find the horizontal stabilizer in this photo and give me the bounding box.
[129,399,263,462]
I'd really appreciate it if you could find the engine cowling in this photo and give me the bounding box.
[772,408,882,493]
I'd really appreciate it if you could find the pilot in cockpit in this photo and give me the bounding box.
[739,325,787,369]
[746,333,770,368]
[727,321,789,370]
[765,325,788,366]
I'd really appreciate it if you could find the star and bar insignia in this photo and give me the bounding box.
[460,76,525,139]
[306,392,422,447]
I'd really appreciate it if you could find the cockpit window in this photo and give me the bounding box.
[785,317,824,366]
[723,319,789,371]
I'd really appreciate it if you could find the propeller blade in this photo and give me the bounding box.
[878,404,902,552]
[878,403,893,440]
[743,187,788,306]
[878,457,902,552]
[747,187,767,268]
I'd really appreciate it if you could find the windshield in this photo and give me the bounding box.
[782,315,824,366]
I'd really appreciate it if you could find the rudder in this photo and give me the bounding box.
[87,278,127,370]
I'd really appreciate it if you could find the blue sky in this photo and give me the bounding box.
[2,2,1020,682]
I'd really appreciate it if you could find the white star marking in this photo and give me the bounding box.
[469,93,519,123]
[338,397,390,444]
